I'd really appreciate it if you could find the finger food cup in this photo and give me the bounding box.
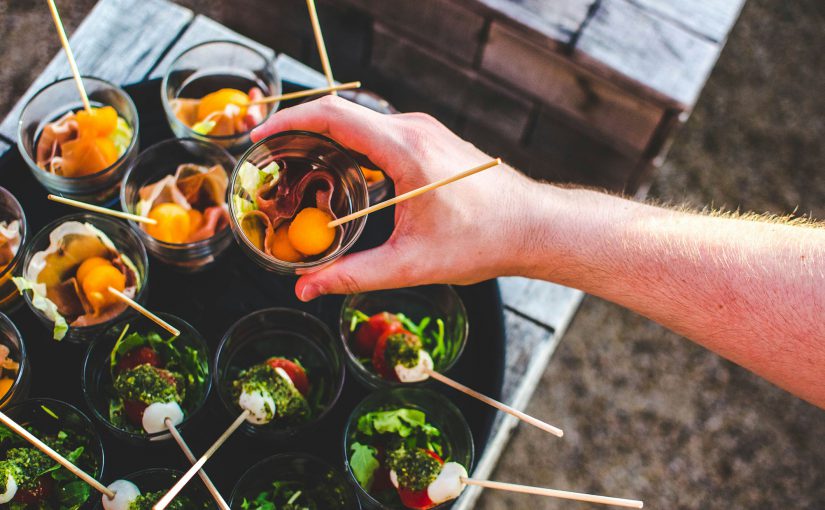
[94,468,214,510]
[230,453,361,509]
[121,138,236,272]
[161,40,281,153]
[340,285,469,390]
[17,76,140,204]
[343,387,474,510]
[228,131,368,275]
[0,313,29,409]
[0,186,27,310]
[214,308,345,442]
[81,313,212,445]
[17,213,149,344]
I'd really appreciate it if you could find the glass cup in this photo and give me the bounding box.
[214,308,345,442]
[17,213,149,343]
[230,453,361,510]
[0,312,30,409]
[17,76,140,204]
[0,186,27,310]
[81,313,212,444]
[343,387,474,510]
[228,130,368,275]
[339,285,469,390]
[161,40,281,153]
[94,468,214,509]
[120,138,236,272]
[4,398,105,510]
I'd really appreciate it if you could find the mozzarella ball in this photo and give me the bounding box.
[395,350,434,383]
[142,401,184,434]
[102,479,140,510]
[0,472,17,504]
[239,388,276,424]
[428,462,468,504]
[389,469,399,489]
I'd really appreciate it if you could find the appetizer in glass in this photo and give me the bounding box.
[0,187,26,310]
[228,131,368,274]
[340,286,468,390]
[214,308,344,440]
[230,453,360,510]
[344,388,473,510]
[99,468,212,510]
[121,138,235,271]
[0,313,28,409]
[162,40,280,152]
[1,398,104,509]
[17,76,139,203]
[82,314,210,443]
[13,214,148,342]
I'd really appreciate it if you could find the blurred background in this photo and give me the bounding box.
[2,0,824,508]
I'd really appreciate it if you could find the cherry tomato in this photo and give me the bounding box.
[354,312,402,357]
[116,346,162,374]
[123,399,148,426]
[396,450,444,510]
[13,476,55,503]
[266,357,310,396]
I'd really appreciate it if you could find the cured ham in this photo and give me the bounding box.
[0,220,21,269]
[170,87,268,136]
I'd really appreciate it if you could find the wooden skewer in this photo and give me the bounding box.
[0,410,114,498]
[164,418,230,510]
[328,158,502,228]
[306,0,337,95]
[107,287,180,337]
[46,0,91,112]
[426,368,563,438]
[461,478,643,508]
[48,195,157,225]
[247,81,361,105]
[153,410,250,510]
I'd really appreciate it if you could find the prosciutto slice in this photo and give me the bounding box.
[255,168,336,222]
[172,87,266,135]
[35,112,79,174]
[0,220,21,268]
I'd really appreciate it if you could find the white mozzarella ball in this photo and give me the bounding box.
[102,479,140,510]
[0,472,17,504]
[274,367,295,387]
[395,350,434,383]
[427,462,468,504]
[389,469,399,489]
[142,401,184,434]
[239,388,276,424]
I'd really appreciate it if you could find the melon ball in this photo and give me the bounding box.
[80,263,126,314]
[146,203,191,244]
[288,207,336,256]
[272,223,304,262]
[197,88,250,120]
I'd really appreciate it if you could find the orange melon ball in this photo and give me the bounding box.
[76,256,112,284]
[288,207,335,256]
[197,88,250,121]
[187,209,204,232]
[146,203,192,244]
[81,263,126,314]
[272,223,304,263]
[0,378,13,399]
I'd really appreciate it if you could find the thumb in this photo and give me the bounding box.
[295,244,413,301]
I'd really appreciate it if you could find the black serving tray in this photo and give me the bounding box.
[0,78,506,498]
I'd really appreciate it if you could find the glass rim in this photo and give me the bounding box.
[213,307,347,430]
[228,130,369,269]
[19,212,150,333]
[16,75,140,182]
[160,38,282,142]
[81,312,213,442]
[338,285,470,385]
[0,311,27,408]
[120,137,237,250]
[0,186,27,280]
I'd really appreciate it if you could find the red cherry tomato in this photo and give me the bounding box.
[13,476,55,503]
[266,357,310,396]
[395,450,444,510]
[354,312,402,357]
[372,329,400,381]
[123,399,148,426]
[116,346,162,374]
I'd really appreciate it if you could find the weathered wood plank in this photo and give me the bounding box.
[0,0,193,142]
[276,54,335,89]
[575,0,722,108]
[147,15,274,81]
[0,137,11,161]
[499,277,584,332]
[631,0,746,43]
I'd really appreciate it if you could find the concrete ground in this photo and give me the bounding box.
[2,0,825,508]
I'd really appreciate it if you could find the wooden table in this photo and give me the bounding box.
[0,1,583,507]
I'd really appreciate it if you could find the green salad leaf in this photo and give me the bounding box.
[110,116,133,156]
[357,408,439,438]
[349,442,380,490]
[192,118,216,135]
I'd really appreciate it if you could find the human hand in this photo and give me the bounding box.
[251,96,548,301]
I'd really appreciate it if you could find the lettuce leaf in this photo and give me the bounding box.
[110,117,133,157]
[349,442,380,489]
[12,276,68,340]
[357,408,439,438]
[192,119,216,135]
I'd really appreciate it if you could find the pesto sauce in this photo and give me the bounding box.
[387,447,441,491]
[232,364,309,422]
[5,447,55,488]
[384,333,423,369]
[114,364,183,404]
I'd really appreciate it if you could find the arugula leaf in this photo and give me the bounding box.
[58,479,91,509]
[344,308,370,333]
[0,425,15,443]
[357,408,437,438]
[349,442,380,489]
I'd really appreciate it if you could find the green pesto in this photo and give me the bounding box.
[232,364,309,422]
[387,447,441,491]
[114,364,182,404]
[5,447,53,488]
[128,491,196,510]
[384,333,423,369]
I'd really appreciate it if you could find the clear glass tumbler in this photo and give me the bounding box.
[0,186,27,310]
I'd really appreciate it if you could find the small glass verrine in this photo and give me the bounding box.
[161,40,281,153]
[214,308,345,442]
[17,76,139,204]
[121,138,236,272]
[0,312,29,409]
[340,285,468,391]
[228,131,368,275]
[82,313,211,445]
[230,453,361,509]
[0,186,27,310]
[94,468,214,510]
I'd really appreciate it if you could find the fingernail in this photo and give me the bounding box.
[299,284,320,302]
